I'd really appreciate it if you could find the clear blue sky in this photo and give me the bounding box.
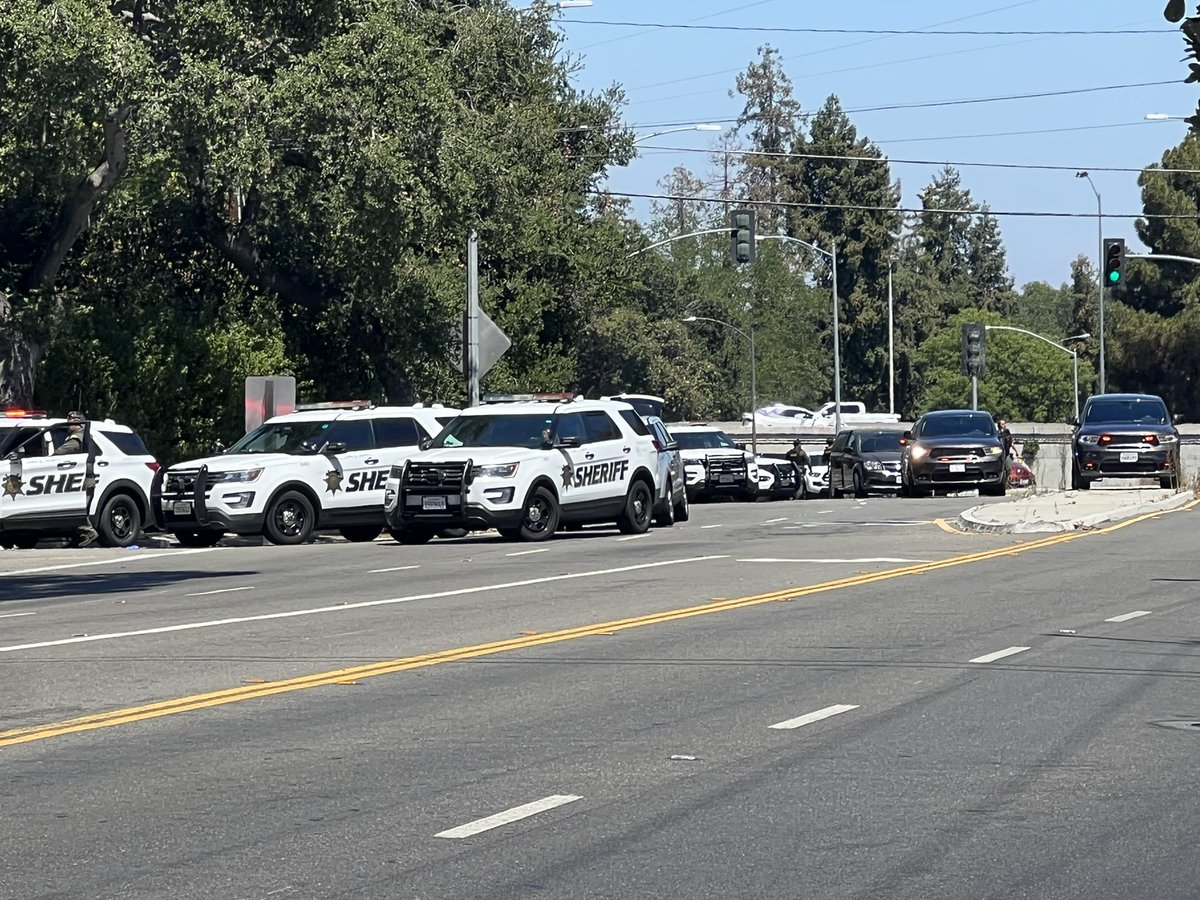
[545,0,1197,290]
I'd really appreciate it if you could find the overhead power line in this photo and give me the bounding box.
[567,20,1177,36]
[636,137,1200,175]
[592,189,1195,220]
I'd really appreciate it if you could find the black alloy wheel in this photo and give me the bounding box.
[617,481,653,535]
[518,486,560,541]
[98,493,142,548]
[264,491,315,545]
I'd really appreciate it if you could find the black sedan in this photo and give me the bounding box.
[1071,392,1181,490]
[828,428,905,497]
[900,410,1008,497]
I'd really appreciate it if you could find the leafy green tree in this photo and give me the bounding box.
[1012,280,1074,339]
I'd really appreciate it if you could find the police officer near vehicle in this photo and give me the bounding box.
[54,411,86,455]
[785,438,810,470]
[995,417,1014,460]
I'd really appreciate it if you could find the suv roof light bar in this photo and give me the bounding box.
[481,392,574,404]
[3,408,49,418]
[294,400,374,411]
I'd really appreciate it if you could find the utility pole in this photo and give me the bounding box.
[466,230,480,407]
[887,259,895,416]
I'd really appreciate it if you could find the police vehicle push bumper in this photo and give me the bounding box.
[389,458,541,532]
[160,464,266,534]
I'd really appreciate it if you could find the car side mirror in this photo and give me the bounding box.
[325,441,348,455]
[1173,413,1185,425]
[901,430,913,441]
[555,436,581,449]
[208,441,226,455]
[6,451,18,462]
[1069,418,1079,428]
[735,442,747,451]
[419,436,433,451]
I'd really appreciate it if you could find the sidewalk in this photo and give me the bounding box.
[958,486,1196,534]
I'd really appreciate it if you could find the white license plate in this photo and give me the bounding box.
[1120,451,1138,463]
[719,474,735,483]
[949,463,966,474]
[422,496,447,511]
[172,501,192,515]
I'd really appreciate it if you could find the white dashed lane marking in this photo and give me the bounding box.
[769,704,859,730]
[0,612,36,619]
[367,565,422,574]
[969,646,1030,664]
[506,548,549,557]
[1106,610,1152,623]
[436,795,583,839]
[185,586,256,597]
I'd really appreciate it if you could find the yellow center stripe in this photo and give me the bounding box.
[1,500,1193,749]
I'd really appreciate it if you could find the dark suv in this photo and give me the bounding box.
[900,410,1007,497]
[1071,393,1180,490]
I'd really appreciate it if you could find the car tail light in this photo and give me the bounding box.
[145,462,161,471]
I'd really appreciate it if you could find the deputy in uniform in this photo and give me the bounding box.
[54,411,86,455]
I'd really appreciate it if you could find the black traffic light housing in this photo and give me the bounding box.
[1103,238,1126,289]
[961,323,987,378]
[730,208,756,265]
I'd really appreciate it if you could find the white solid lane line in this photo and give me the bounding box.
[0,555,727,654]
[969,646,1030,664]
[367,565,422,573]
[617,534,652,542]
[436,795,583,839]
[185,586,256,597]
[1106,610,1152,623]
[0,612,36,619]
[762,517,789,525]
[700,524,723,529]
[738,557,925,564]
[769,704,859,730]
[506,549,549,557]
[0,547,219,578]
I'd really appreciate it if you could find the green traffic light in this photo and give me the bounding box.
[1109,271,1120,283]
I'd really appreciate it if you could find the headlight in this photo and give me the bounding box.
[909,445,929,460]
[213,468,263,483]
[471,462,519,478]
[1157,433,1179,444]
[1078,434,1100,445]
[864,460,883,471]
[986,446,1002,456]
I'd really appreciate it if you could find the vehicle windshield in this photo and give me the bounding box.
[227,420,336,454]
[859,432,903,453]
[674,431,737,450]
[432,413,555,449]
[1084,397,1169,425]
[918,414,996,438]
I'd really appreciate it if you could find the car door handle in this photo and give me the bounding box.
[584,452,595,460]
[57,461,77,469]
[364,458,379,465]
[622,446,632,453]
[96,461,110,468]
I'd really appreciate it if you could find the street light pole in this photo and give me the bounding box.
[984,325,1090,422]
[682,315,757,455]
[887,258,895,416]
[1076,172,1105,392]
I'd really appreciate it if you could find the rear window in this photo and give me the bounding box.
[100,430,151,456]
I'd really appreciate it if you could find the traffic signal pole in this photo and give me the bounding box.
[971,375,978,411]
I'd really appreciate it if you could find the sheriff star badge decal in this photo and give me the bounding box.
[561,463,574,490]
[324,469,344,494]
[2,473,23,500]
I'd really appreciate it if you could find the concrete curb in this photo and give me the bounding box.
[957,490,1197,534]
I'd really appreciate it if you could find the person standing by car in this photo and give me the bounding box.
[996,418,1014,459]
[785,439,809,469]
[53,411,87,455]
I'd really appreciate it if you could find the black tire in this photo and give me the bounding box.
[340,525,383,543]
[1072,465,1091,491]
[617,480,653,535]
[852,468,867,499]
[173,530,224,548]
[673,488,690,522]
[653,491,675,527]
[263,490,316,545]
[1160,475,1177,490]
[97,493,142,548]
[437,527,469,539]
[389,527,434,544]
[518,485,560,541]
[498,527,522,540]
[5,536,38,550]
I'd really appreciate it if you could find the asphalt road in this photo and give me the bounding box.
[3,492,1200,899]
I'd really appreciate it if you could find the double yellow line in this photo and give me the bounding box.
[2,501,1192,749]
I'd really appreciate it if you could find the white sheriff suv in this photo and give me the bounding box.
[159,402,458,547]
[384,393,663,543]
[0,408,160,549]
[669,424,759,502]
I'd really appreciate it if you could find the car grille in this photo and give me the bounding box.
[1101,433,1158,448]
[406,463,467,488]
[883,461,901,472]
[930,447,986,459]
[164,469,217,494]
[707,458,746,479]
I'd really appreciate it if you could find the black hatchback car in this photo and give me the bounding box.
[828,428,905,497]
[1071,393,1180,490]
[900,410,1008,497]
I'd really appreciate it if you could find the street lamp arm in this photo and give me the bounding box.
[755,233,832,260]
[1127,252,1200,266]
[627,228,730,258]
[984,324,1073,356]
[683,315,750,342]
